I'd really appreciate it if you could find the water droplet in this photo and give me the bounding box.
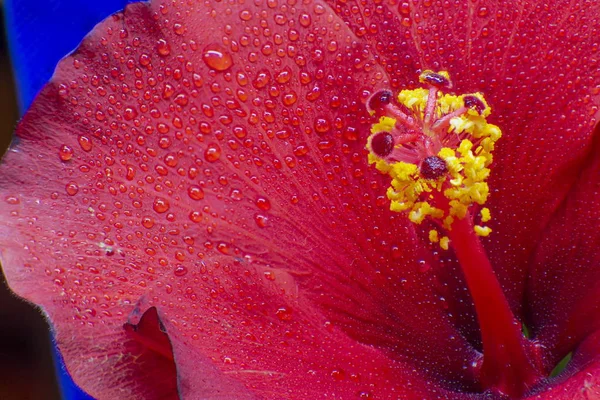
[123,107,138,120]
[275,67,291,83]
[252,70,271,89]
[189,211,202,223]
[256,196,271,211]
[4,196,19,205]
[141,216,154,229]
[299,13,311,28]
[239,9,252,21]
[331,369,345,380]
[78,136,93,151]
[204,144,221,162]
[254,214,268,227]
[174,265,188,276]
[153,197,170,213]
[275,307,292,321]
[173,23,184,35]
[156,38,171,56]
[202,44,233,71]
[188,185,205,200]
[65,182,79,196]
[174,92,189,106]
[282,91,297,106]
[314,117,331,134]
[59,144,74,161]
[418,260,431,273]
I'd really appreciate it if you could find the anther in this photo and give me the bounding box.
[367,89,394,115]
[463,95,486,114]
[369,131,395,158]
[419,70,452,89]
[420,156,448,179]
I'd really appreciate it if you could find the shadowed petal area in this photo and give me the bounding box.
[0,0,480,398]
[323,0,600,342]
[526,331,600,399]
[526,127,600,371]
[126,303,255,399]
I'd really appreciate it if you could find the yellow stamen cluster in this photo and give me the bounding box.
[367,72,502,249]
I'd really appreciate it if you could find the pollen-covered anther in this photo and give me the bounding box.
[366,71,503,242]
[420,156,448,180]
[369,131,395,158]
[463,95,486,114]
[367,89,394,115]
[419,70,452,89]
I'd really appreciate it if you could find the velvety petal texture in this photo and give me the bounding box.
[1,0,600,399]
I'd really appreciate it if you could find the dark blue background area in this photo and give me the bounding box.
[4,1,136,398]
[4,0,131,110]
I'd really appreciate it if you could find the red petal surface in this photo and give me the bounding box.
[526,128,600,370]
[0,0,476,398]
[3,0,600,398]
[323,0,600,340]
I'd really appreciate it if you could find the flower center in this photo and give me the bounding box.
[366,71,543,397]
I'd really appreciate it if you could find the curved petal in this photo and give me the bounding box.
[322,0,600,331]
[526,127,600,370]
[0,0,478,397]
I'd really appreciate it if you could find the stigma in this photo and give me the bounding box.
[366,71,502,247]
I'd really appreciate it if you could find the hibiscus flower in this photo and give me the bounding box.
[1,0,600,398]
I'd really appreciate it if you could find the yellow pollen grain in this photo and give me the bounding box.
[398,88,429,113]
[370,116,397,134]
[480,207,491,223]
[475,225,492,237]
[440,236,450,250]
[429,229,439,243]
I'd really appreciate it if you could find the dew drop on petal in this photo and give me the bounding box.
[4,196,19,205]
[78,136,93,151]
[418,260,431,273]
[174,265,188,277]
[156,38,171,56]
[189,211,202,223]
[153,197,170,213]
[331,369,345,380]
[254,214,268,227]
[141,216,154,229]
[65,182,79,196]
[275,307,292,321]
[202,44,233,71]
[204,144,221,162]
[188,185,205,200]
[58,144,74,161]
[256,196,271,211]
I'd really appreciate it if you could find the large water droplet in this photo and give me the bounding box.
[78,136,93,151]
[156,38,171,56]
[204,144,221,162]
[256,196,271,211]
[174,265,188,276]
[153,197,170,213]
[188,185,205,200]
[202,44,233,71]
[59,144,74,161]
[65,182,79,196]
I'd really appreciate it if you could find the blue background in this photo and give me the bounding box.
[4,1,135,398]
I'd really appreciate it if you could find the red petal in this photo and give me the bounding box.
[326,0,600,313]
[526,128,600,370]
[0,0,476,397]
